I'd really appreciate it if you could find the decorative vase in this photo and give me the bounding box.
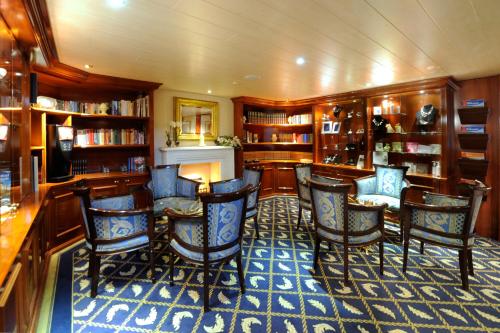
[174,128,180,147]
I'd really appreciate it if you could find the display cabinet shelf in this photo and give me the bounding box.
[243,123,312,129]
[457,158,488,181]
[457,133,488,151]
[457,107,489,124]
[32,107,150,120]
[73,144,149,150]
[243,142,312,152]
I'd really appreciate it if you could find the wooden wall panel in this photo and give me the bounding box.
[456,76,499,239]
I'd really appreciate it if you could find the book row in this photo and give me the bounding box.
[74,128,145,146]
[246,112,312,125]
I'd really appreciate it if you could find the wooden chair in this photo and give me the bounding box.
[354,164,411,241]
[294,163,342,230]
[167,185,250,311]
[402,180,490,290]
[73,186,156,297]
[210,167,263,238]
[309,178,387,283]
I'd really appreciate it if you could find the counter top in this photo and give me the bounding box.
[0,171,148,287]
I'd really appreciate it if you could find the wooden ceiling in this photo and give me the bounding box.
[46,0,500,100]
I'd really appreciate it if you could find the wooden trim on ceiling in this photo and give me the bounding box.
[24,0,58,64]
[232,76,460,107]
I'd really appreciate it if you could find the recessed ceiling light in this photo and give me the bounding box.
[207,89,212,94]
[4,61,9,64]
[365,83,372,87]
[106,0,127,9]
[426,65,436,71]
[244,74,260,80]
[383,95,388,98]
[232,81,238,85]
[420,90,425,94]
[295,57,305,65]
[84,64,93,69]
[14,72,22,77]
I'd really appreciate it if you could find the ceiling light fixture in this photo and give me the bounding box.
[14,72,22,77]
[207,89,212,94]
[420,90,425,94]
[84,64,93,69]
[106,0,127,9]
[295,57,305,66]
[4,61,9,65]
[365,83,372,87]
[244,74,260,80]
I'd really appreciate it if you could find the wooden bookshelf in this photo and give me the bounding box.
[73,144,149,149]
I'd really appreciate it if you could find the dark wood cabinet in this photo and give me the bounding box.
[0,263,24,333]
[260,166,274,197]
[274,165,296,194]
[49,187,83,249]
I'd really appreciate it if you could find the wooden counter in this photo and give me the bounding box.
[0,171,148,287]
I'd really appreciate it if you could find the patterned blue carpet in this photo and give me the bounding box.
[42,196,500,333]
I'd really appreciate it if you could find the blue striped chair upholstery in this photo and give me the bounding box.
[168,186,250,311]
[294,163,342,230]
[210,167,263,238]
[74,187,156,298]
[147,164,201,218]
[402,181,490,290]
[309,179,386,283]
[355,165,411,241]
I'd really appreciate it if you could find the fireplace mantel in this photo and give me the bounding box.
[158,146,235,180]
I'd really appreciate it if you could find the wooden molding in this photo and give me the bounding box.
[24,0,58,63]
[232,76,460,107]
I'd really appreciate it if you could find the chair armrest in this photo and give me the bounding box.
[89,206,154,217]
[176,176,202,199]
[422,191,469,205]
[403,201,470,213]
[348,202,387,212]
[354,176,376,196]
[311,174,343,185]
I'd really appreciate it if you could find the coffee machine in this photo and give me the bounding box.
[47,124,74,182]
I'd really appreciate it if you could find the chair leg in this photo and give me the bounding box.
[420,241,424,254]
[313,236,321,271]
[203,262,210,312]
[399,222,404,243]
[236,253,246,294]
[88,252,93,278]
[90,254,100,298]
[467,249,474,276]
[402,232,410,273]
[343,243,349,284]
[149,243,156,283]
[379,241,384,276]
[296,206,302,230]
[169,253,174,286]
[458,250,469,290]
[254,215,259,239]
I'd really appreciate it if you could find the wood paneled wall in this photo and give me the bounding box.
[456,76,500,239]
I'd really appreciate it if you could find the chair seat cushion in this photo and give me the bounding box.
[86,235,149,253]
[246,208,257,219]
[410,228,474,247]
[317,229,382,245]
[299,199,312,210]
[170,239,240,262]
[357,194,400,211]
[153,197,200,217]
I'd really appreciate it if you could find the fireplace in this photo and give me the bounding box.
[158,146,235,189]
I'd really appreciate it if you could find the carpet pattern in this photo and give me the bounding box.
[44,196,500,333]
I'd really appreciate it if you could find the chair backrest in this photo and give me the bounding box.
[374,164,409,198]
[73,187,148,242]
[148,164,180,199]
[309,179,351,235]
[294,163,312,202]
[243,167,263,210]
[210,178,244,194]
[466,180,490,234]
[199,185,250,251]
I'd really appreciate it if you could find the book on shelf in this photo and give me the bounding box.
[460,152,485,160]
[460,125,485,133]
[72,159,88,175]
[75,128,145,146]
[47,95,150,117]
[464,99,485,107]
[246,111,312,125]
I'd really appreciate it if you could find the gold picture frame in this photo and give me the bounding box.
[174,97,218,141]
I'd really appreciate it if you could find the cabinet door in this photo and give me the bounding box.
[260,167,274,197]
[122,176,150,208]
[20,228,41,322]
[274,165,297,194]
[88,178,122,197]
[50,188,83,248]
[0,263,25,333]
